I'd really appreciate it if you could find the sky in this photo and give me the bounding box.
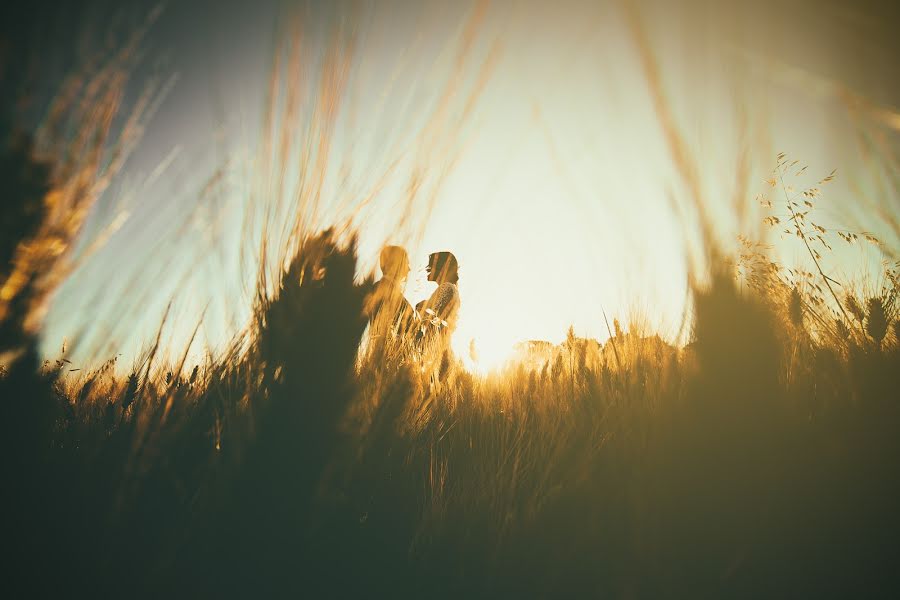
[19,0,899,371]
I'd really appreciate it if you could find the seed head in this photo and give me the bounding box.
[865,297,888,346]
[122,372,139,411]
[835,319,850,341]
[846,294,865,323]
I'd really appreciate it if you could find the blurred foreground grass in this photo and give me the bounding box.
[2,194,899,597]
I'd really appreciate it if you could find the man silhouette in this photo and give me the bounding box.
[364,245,416,357]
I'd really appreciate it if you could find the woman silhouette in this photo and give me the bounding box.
[415,251,460,361]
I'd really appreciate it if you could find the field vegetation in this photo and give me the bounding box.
[2,8,899,598]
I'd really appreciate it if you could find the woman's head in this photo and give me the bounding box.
[427,251,458,284]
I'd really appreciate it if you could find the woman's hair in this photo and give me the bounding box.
[429,251,459,284]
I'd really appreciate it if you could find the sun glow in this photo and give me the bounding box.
[456,333,516,375]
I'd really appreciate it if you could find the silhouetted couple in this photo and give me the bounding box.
[364,246,459,364]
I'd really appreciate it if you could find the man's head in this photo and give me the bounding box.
[426,251,458,284]
[380,245,410,282]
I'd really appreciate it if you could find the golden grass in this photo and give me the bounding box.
[2,4,900,597]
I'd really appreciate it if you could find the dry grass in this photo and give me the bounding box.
[2,5,900,599]
[3,210,899,596]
